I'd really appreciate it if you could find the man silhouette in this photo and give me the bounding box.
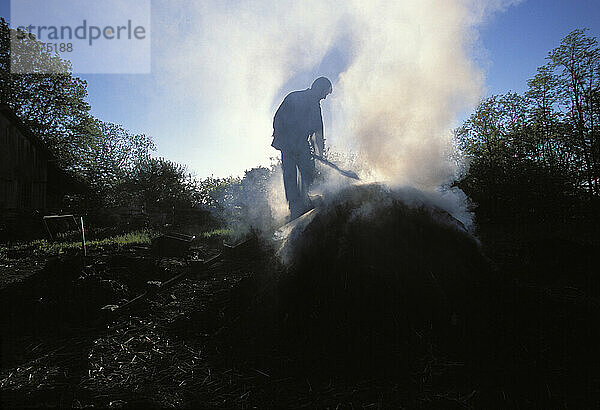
[272,77,332,220]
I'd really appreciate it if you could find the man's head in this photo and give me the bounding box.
[311,77,333,100]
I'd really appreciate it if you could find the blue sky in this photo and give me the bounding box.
[1,0,599,179]
[478,0,600,95]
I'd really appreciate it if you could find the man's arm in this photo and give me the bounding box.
[312,105,325,156]
[313,130,325,157]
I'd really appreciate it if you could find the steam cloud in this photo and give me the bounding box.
[153,0,522,224]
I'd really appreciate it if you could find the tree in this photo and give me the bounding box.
[456,93,576,222]
[0,18,158,210]
[72,119,155,206]
[456,29,599,224]
[0,18,94,170]
[127,157,197,212]
[548,29,600,196]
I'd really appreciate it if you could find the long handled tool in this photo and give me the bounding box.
[313,155,360,180]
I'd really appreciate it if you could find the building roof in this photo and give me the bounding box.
[0,104,88,193]
[0,104,58,161]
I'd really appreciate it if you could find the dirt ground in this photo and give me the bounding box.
[1,219,599,409]
[0,236,480,409]
[0,239,255,407]
[1,238,397,409]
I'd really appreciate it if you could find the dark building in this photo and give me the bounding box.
[0,105,85,235]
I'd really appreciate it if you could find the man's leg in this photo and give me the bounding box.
[297,148,316,210]
[281,151,302,218]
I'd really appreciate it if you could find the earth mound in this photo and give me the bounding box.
[227,183,500,373]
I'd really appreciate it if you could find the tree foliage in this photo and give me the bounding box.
[0,17,279,232]
[0,18,156,210]
[125,157,196,211]
[0,18,93,168]
[456,29,599,222]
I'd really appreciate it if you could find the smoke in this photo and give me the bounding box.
[327,0,523,187]
[153,0,522,224]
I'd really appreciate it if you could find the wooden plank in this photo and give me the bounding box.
[101,251,225,316]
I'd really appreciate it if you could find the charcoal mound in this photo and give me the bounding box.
[226,184,500,373]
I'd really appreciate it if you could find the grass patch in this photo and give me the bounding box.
[0,230,156,260]
[1,227,239,261]
[201,228,233,238]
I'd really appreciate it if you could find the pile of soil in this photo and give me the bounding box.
[229,184,496,359]
[221,183,600,407]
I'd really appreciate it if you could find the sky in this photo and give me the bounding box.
[1,0,599,180]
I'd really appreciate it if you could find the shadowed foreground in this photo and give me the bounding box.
[1,184,599,408]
